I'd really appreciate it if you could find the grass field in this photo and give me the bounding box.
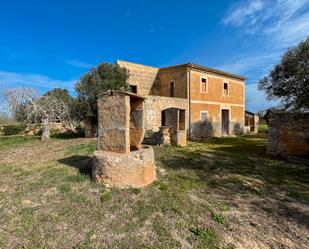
[0,134,308,248]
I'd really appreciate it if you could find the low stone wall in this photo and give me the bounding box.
[267,112,309,158]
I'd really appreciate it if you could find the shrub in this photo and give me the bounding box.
[2,123,26,135]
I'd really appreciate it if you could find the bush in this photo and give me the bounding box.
[2,123,26,135]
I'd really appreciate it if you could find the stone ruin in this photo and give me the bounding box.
[92,91,156,188]
[267,112,309,158]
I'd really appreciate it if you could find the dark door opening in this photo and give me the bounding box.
[221,110,229,135]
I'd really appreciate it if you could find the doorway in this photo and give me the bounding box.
[221,110,229,135]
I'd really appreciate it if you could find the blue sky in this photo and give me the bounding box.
[0,0,308,112]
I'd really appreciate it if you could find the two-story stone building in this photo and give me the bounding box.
[116,60,246,143]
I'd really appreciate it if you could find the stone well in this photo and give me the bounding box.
[92,91,156,188]
[93,145,155,188]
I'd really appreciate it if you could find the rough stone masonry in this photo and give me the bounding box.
[92,91,157,188]
[267,112,309,158]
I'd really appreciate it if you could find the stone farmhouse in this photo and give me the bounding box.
[116,60,248,144]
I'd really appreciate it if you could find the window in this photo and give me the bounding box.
[200,78,207,92]
[169,81,175,97]
[223,82,229,95]
[200,111,208,122]
[129,85,137,94]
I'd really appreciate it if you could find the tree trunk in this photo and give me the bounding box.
[41,118,50,141]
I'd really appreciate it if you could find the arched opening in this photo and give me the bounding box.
[160,107,186,146]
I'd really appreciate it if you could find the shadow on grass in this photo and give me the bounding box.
[58,155,92,177]
[155,134,309,228]
[51,131,84,140]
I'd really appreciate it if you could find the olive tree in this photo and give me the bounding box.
[75,62,129,122]
[259,38,309,111]
[3,87,71,141]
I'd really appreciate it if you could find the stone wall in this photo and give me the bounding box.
[157,66,187,98]
[117,60,159,96]
[267,112,309,158]
[144,95,188,135]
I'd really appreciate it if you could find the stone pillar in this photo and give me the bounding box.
[97,93,130,153]
[93,91,156,188]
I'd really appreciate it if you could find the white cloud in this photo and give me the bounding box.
[222,0,309,44]
[65,59,94,68]
[219,0,309,111]
[222,0,265,27]
[216,51,282,77]
[0,71,76,92]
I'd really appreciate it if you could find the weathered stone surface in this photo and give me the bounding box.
[176,130,187,146]
[97,92,130,153]
[92,146,156,188]
[144,96,188,133]
[158,126,171,145]
[267,112,309,158]
[130,98,145,149]
[97,91,146,153]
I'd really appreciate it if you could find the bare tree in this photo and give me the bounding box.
[2,87,71,141]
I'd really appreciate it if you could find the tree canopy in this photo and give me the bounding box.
[258,38,309,111]
[75,63,129,121]
[44,88,72,104]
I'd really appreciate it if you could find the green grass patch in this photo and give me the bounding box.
[66,142,96,155]
[258,124,268,133]
[212,212,225,224]
[100,192,112,203]
[190,227,221,249]
[0,135,39,151]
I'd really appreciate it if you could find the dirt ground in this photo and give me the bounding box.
[0,134,308,248]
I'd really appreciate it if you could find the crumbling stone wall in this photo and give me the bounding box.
[267,112,309,158]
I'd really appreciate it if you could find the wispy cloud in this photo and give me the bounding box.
[65,59,94,68]
[216,50,283,79]
[219,0,309,112]
[222,0,265,27]
[222,0,309,44]
[0,71,76,92]
[148,19,166,33]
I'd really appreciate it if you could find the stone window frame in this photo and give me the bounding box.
[200,111,208,122]
[222,81,229,96]
[200,76,208,93]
